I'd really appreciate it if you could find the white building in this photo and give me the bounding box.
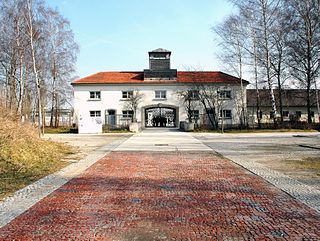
[72,48,248,134]
[247,89,320,126]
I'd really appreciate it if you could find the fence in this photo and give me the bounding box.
[104,114,133,130]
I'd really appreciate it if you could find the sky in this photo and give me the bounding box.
[46,0,234,78]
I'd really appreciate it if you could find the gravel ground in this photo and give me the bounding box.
[44,133,133,159]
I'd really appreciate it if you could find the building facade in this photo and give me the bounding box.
[247,89,320,126]
[72,49,248,134]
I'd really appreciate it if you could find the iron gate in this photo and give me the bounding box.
[145,107,176,127]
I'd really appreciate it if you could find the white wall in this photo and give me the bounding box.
[73,83,244,133]
[247,106,320,126]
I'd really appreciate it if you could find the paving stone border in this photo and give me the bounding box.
[203,146,320,213]
[0,138,127,228]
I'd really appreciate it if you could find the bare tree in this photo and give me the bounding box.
[123,90,144,122]
[43,8,78,128]
[213,15,247,128]
[176,89,199,123]
[0,0,78,130]
[285,0,320,123]
[25,0,44,136]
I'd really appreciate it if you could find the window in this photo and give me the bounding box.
[122,110,133,118]
[191,110,200,119]
[296,111,302,118]
[282,111,289,117]
[90,111,101,117]
[188,90,199,99]
[122,91,133,99]
[311,111,315,117]
[218,90,231,99]
[152,53,167,59]
[220,110,232,119]
[270,111,275,119]
[155,90,167,99]
[89,91,101,100]
[206,109,214,115]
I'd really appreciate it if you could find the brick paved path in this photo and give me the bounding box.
[0,151,319,240]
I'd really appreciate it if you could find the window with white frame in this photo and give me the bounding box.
[311,111,315,117]
[191,110,200,119]
[296,111,302,118]
[155,90,167,99]
[122,91,133,99]
[90,110,101,117]
[206,109,215,115]
[218,90,231,99]
[220,110,232,119]
[89,91,101,100]
[270,111,275,119]
[122,110,133,118]
[282,111,289,117]
[188,90,200,99]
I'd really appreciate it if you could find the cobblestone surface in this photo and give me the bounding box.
[193,133,320,213]
[0,137,127,229]
[0,151,319,240]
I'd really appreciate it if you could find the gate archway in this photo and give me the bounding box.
[143,105,178,128]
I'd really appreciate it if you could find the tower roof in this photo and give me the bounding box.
[149,48,171,53]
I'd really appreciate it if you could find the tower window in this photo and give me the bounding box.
[151,53,167,59]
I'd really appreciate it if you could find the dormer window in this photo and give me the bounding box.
[89,91,101,100]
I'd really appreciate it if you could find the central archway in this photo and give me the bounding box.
[142,104,179,128]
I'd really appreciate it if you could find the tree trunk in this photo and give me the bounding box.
[50,45,57,128]
[277,74,284,123]
[237,41,246,128]
[262,1,277,125]
[27,0,43,137]
[202,99,216,129]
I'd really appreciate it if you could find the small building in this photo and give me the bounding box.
[247,89,320,126]
[44,108,74,127]
[72,48,249,134]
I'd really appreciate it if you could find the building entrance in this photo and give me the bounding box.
[145,107,176,127]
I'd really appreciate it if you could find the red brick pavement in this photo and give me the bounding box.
[0,152,319,240]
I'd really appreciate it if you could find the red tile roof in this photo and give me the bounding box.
[72,71,249,85]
